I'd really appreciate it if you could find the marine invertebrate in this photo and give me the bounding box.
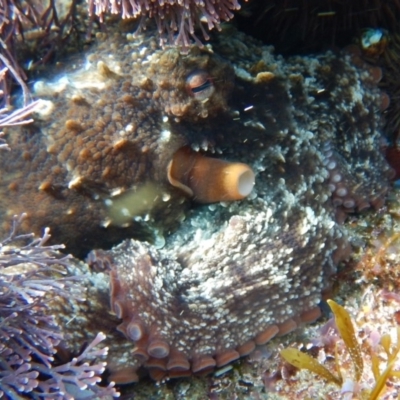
[0,24,394,383]
[88,0,245,47]
[360,28,388,59]
[0,30,237,256]
[0,26,391,256]
[167,146,255,202]
[186,69,215,100]
[371,29,400,146]
[0,214,118,398]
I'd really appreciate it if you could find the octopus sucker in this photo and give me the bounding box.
[0,25,394,384]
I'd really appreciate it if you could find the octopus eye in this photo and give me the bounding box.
[186,70,215,101]
[360,28,388,57]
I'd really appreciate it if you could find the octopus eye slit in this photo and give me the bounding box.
[186,69,215,101]
[191,78,213,94]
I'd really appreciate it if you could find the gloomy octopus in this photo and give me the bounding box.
[1,27,393,382]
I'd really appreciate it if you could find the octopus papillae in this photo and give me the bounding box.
[0,26,394,383]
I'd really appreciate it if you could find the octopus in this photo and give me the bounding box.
[0,25,394,383]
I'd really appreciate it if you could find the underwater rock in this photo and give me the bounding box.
[8,25,388,382]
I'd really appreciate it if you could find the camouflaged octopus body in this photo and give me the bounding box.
[1,27,393,380]
[0,32,234,255]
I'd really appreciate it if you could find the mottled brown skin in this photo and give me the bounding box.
[82,29,393,382]
[0,33,234,256]
[0,26,395,384]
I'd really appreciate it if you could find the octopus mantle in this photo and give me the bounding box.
[1,27,393,381]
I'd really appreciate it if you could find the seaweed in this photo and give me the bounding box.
[280,300,400,400]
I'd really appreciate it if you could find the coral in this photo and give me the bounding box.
[0,214,119,399]
[88,0,244,48]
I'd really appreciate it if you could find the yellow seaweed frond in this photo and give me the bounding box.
[334,338,343,384]
[371,352,381,381]
[280,348,342,385]
[368,361,394,400]
[327,299,364,381]
[368,327,400,400]
[380,333,392,358]
[280,301,400,399]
